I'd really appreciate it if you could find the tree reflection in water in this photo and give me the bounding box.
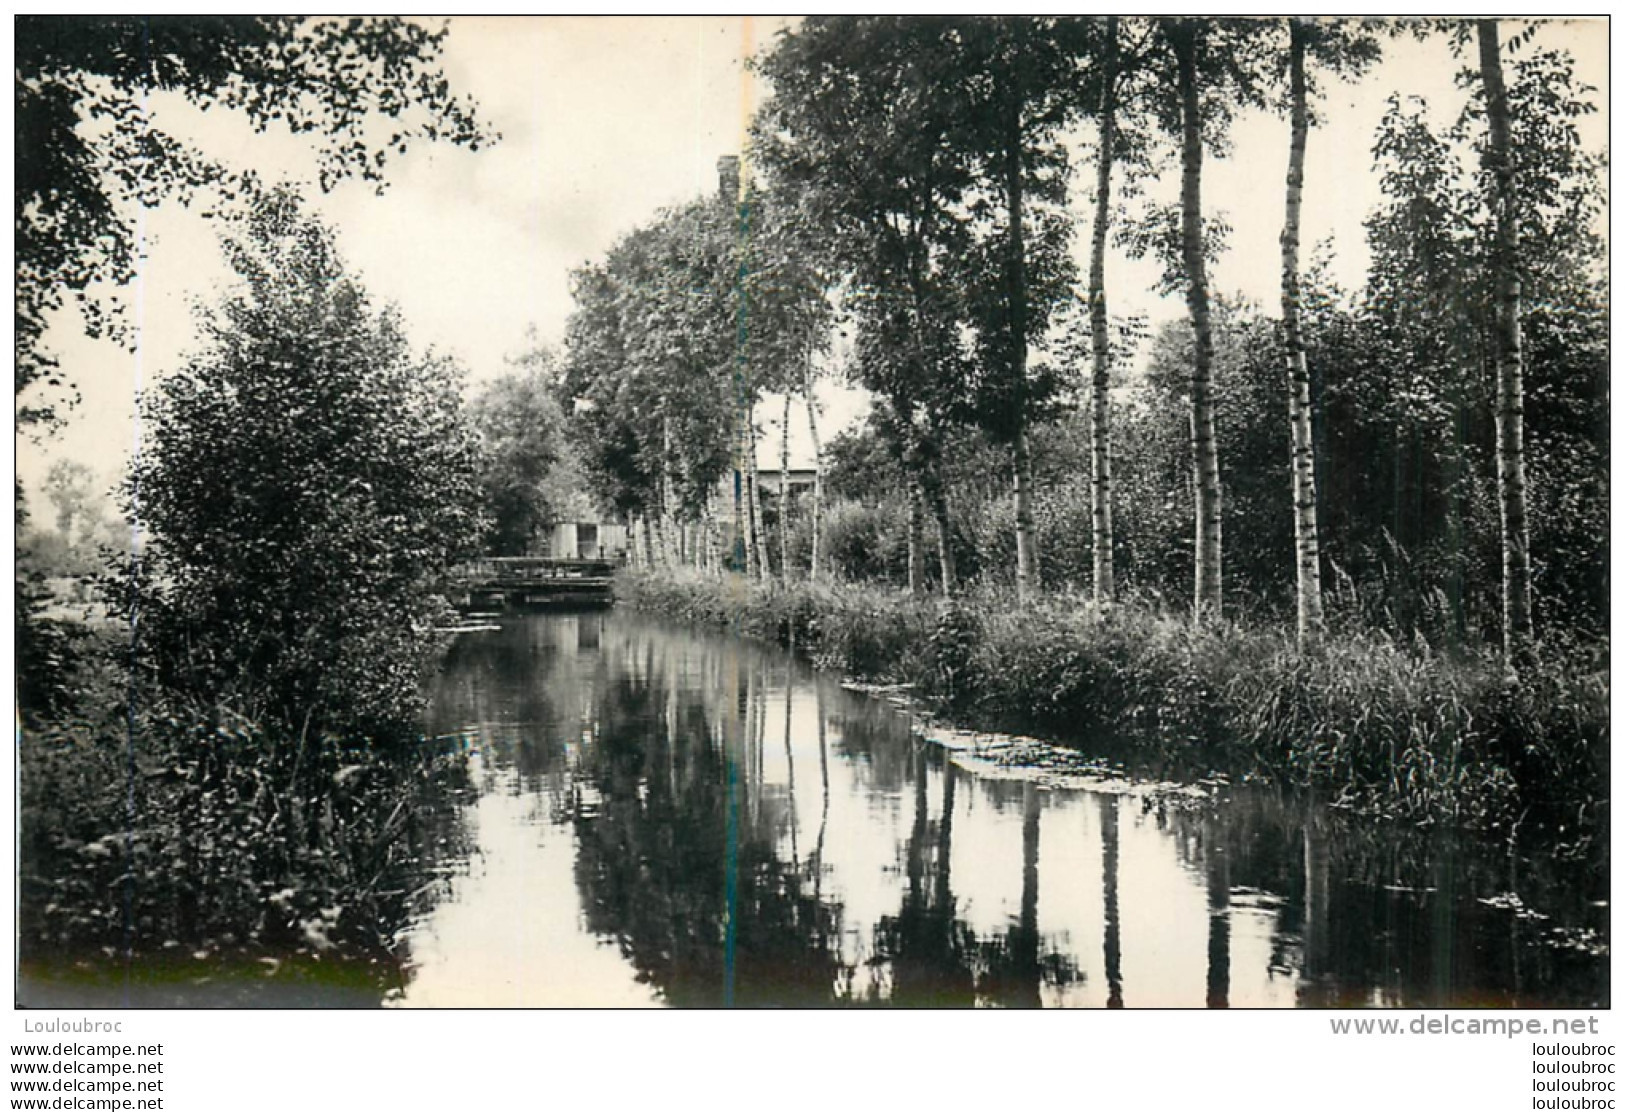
[408,611,1607,1009]
[1099,793,1124,1008]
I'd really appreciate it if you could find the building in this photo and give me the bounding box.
[547,521,629,561]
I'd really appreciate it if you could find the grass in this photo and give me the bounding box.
[16,625,472,999]
[618,567,1608,845]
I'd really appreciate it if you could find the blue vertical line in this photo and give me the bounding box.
[723,167,750,1007]
[724,722,738,1007]
[731,176,752,579]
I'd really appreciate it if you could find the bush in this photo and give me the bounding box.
[616,567,935,682]
[124,192,482,740]
[816,499,911,585]
[18,683,469,982]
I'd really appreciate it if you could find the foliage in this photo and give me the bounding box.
[617,567,936,682]
[14,573,84,719]
[43,460,102,543]
[562,183,828,530]
[15,486,90,719]
[754,17,979,547]
[18,671,471,993]
[1354,44,1607,642]
[125,192,484,739]
[468,342,589,556]
[812,499,912,586]
[1103,269,1605,645]
[946,18,1085,444]
[563,201,736,521]
[16,15,495,426]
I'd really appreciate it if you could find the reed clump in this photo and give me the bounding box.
[17,628,470,991]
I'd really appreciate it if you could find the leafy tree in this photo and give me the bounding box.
[126,191,483,738]
[562,161,831,580]
[755,17,980,594]
[1358,30,1604,648]
[952,17,1086,603]
[42,460,111,549]
[1146,17,1274,623]
[741,185,839,581]
[468,343,587,556]
[16,15,493,426]
[564,198,742,568]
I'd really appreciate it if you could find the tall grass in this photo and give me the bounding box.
[618,568,1607,841]
[17,629,471,994]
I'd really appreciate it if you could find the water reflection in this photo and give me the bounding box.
[1099,794,1124,1008]
[393,610,1607,1008]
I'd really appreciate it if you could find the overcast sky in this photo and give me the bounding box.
[15,16,1608,500]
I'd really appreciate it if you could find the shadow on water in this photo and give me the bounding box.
[343,609,1608,1007]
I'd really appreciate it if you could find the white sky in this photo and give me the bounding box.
[13,16,1608,502]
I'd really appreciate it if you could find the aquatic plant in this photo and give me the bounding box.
[17,659,471,998]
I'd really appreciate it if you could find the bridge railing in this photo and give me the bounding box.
[449,556,620,585]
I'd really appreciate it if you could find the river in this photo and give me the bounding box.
[387,608,1607,1009]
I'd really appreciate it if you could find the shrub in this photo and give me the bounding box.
[18,686,469,978]
[124,192,482,740]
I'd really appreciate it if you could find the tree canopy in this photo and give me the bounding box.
[16,15,495,425]
[469,343,590,555]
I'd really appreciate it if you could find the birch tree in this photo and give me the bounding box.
[1147,17,1272,623]
[1475,18,1533,668]
[1278,18,1380,649]
[756,17,979,595]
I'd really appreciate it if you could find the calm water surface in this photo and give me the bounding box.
[388,609,1607,1009]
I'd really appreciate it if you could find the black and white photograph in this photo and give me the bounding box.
[11,10,1609,1062]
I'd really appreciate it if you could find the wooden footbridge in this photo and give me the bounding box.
[449,556,618,610]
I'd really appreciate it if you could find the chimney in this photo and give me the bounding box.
[716,155,740,202]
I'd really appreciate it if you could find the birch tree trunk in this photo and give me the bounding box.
[920,459,957,595]
[907,476,927,597]
[1477,18,1533,669]
[780,390,793,582]
[702,489,722,574]
[660,410,677,567]
[1003,55,1039,604]
[803,353,825,582]
[745,402,771,580]
[1012,428,1039,600]
[1171,19,1223,624]
[1281,19,1325,650]
[1088,15,1119,607]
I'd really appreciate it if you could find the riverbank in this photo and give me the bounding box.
[16,623,473,1002]
[616,568,1608,847]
